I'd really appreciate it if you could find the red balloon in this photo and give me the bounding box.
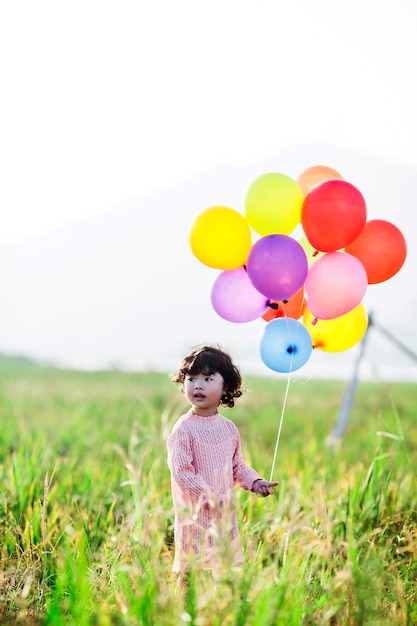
[301,179,367,252]
[262,287,305,322]
[345,219,407,284]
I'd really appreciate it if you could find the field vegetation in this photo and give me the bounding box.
[0,355,416,624]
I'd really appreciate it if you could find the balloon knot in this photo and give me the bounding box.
[312,317,318,326]
[313,250,319,257]
[283,299,288,304]
[268,302,279,310]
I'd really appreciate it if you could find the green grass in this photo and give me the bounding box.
[0,355,416,624]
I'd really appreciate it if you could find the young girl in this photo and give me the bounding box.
[167,344,278,580]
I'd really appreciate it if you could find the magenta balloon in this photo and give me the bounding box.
[304,252,368,320]
[211,267,270,322]
[246,235,308,300]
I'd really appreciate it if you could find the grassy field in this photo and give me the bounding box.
[0,355,416,625]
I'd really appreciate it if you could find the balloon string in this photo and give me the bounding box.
[269,373,292,482]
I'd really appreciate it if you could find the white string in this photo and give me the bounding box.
[268,313,296,482]
[296,343,321,385]
[269,373,292,482]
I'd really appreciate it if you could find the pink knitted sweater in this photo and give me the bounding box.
[167,409,260,573]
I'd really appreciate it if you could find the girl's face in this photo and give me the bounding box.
[184,371,224,416]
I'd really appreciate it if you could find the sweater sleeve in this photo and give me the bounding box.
[232,428,261,491]
[167,426,213,505]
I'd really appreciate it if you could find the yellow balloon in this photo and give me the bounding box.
[303,303,368,352]
[189,206,252,270]
[244,172,303,236]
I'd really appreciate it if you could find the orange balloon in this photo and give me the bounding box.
[345,219,407,284]
[262,287,305,322]
[296,165,343,196]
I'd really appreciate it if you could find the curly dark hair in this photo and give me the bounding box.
[171,344,243,408]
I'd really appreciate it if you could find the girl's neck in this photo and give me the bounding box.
[190,407,219,419]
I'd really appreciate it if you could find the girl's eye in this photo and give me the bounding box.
[205,377,212,382]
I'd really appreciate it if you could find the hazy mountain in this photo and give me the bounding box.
[1,143,416,381]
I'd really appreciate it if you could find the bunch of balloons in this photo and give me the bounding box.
[189,165,407,374]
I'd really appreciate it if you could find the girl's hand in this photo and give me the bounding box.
[252,479,279,497]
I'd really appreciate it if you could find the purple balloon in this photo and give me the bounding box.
[246,235,308,300]
[211,267,270,322]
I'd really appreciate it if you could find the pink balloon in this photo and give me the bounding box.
[211,267,270,322]
[246,235,308,301]
[304,252,368,320]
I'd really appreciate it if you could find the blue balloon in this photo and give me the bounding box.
[258,318,312,373]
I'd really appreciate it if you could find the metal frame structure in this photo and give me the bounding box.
[328,312,417,446]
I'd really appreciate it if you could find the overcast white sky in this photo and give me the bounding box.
[0,1,416,381]
[1,0,416,245]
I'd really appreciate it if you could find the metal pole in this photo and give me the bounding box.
[327,316,372,447]
[372,320,417,364]
[328,312,417,447]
